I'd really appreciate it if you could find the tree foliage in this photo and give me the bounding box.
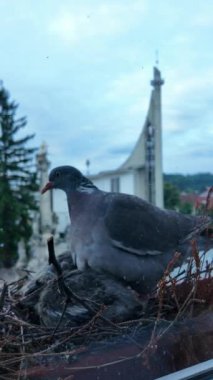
[164,173,213,193]
[164,182,180,210]
[0,84,38,267]
[179,202,193,215]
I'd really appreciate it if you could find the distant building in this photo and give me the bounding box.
[89,66,164,208]
[180,187,213,211]
[198,188,213,209]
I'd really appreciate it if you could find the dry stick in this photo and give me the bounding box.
[150,252,181,338]
[18,325,27,380]
[0,373,17,380]
[205,185,213,212]
[157,247,205,341]
[189,240,200,317]
[158,256,204,341]
[47,236,144,350]
[203,186,213,252]
[0,282,8,311]
[4,314,46,332]
[168,275,180,310]
[2,315,122,364]
[52,299,70,335]
[48,236,114,336]
[48,237,103,312]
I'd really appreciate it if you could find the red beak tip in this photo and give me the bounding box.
[41,181,53,194]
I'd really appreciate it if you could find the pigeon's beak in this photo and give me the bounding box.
[41,181,54,194]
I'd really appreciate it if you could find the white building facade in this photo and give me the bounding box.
[89,66,164,208]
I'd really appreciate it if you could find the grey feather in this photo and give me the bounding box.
[42,166,211,294]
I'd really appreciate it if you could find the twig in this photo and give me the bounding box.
[47,236,96,333]
[18,325,27,380]
[47,236,144,349]
[205,186,213,212]
[0,282,8,311]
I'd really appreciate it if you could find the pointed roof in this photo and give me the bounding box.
[121,66,164,170]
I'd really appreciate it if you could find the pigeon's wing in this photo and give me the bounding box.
[104,193,210,256]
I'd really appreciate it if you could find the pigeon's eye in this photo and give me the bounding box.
[55,171,60,178]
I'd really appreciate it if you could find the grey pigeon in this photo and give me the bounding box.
[42,166,211,294]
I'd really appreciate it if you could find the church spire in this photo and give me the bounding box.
[151,66,164,88]
[148,66,164,207]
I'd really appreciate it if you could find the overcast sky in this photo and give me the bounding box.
[1,0,213,175]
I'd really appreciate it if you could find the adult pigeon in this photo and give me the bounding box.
[42,166,211,294]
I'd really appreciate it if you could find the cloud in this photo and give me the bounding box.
[1,0,213,176]
[108,143,134,156]
[191,6,213,27]
[48,1,147,44]
[105,69,149,102]
[162,66,213,137]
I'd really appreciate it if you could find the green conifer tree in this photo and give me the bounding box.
[0,83,38,267]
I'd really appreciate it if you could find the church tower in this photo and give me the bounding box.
[148,66,164,207]
[121,66,164,207]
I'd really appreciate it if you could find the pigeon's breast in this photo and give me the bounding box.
[69,192,106,270]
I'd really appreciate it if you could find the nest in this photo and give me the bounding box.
[0,238,212,380]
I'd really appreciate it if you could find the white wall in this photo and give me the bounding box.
[92,171,135,195]
[53,191,70,232]
[92,177,111,192]
[120,172,135,195]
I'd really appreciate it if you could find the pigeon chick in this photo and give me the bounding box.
[42,166,211,295]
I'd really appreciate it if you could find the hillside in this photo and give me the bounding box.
[164,173,213,193]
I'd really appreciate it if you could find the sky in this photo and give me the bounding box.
[0,0,213,175]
